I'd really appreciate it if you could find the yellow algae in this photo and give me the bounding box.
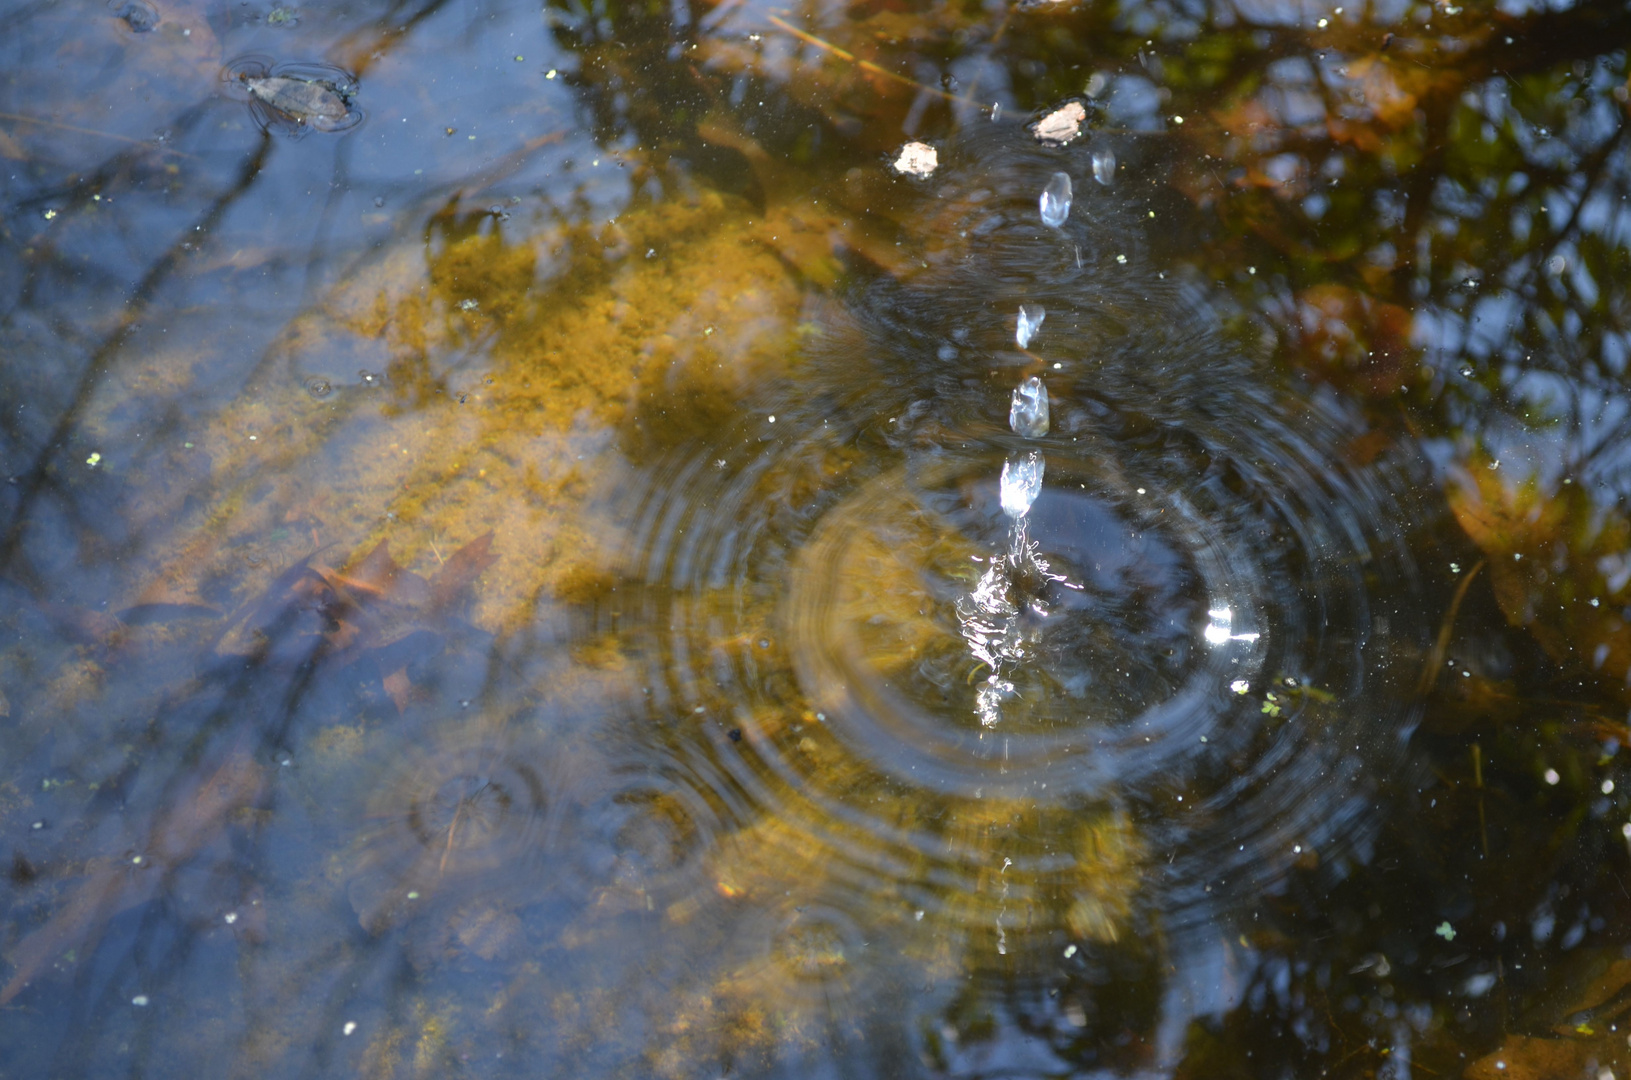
[118,188,811,642]
[357,1020,407,1079]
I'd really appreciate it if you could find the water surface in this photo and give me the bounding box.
[3,0,1631,1076]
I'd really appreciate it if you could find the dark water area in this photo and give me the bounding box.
[2,0,1630,1076]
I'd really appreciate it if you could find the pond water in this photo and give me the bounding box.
[2,0,1630,1076]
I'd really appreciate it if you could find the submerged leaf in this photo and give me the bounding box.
[429,532,497,612]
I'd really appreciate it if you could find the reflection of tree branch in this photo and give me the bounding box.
[328,0,464,75]
[1531,120,1627,286]
[0,111,199,160]
[0,132,275,578]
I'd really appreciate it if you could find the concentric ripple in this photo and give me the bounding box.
[344,735,559,933]
[607,129,1429,939]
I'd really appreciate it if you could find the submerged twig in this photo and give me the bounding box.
[0,110,199,160]
[765,14,994,116]
[1472,740,1489,859]
[1416,559,1485,696]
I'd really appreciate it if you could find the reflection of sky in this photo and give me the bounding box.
[0,0,615,341]
[0,0,626,567]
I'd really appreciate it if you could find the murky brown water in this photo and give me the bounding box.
[3,0,1631,1076]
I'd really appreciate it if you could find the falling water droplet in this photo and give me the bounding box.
[1015,305,1045,349]
[1009,377,1049,438]
[999,451,1044,519]
[1039,172,1072,228]
[1091,148,1116,186]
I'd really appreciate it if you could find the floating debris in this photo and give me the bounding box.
[1009,376,1049,438]
[109,0,159,32]
[1091,147,1116,186]
[999,450,1044,519]
[1039,172,1072,228]
[891,141,938,178]
[222,55,362,134]
[1032,101,1086,145]
[1015,304,1045,349]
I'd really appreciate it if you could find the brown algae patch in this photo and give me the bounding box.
[118,189,810,637]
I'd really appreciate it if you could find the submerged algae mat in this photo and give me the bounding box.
[4,120,1434,1077]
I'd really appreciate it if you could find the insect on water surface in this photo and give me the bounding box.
[222,55,363,134]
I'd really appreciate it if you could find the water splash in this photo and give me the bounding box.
[999,449,1045,516]
[595,127,1429,1061]
[1010,376,1050,438]
[1016,304,1046,349]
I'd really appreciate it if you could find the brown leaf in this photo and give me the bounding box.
[429,532,497,612]
[0,755,264,1004]
[341,541,431,606]
[382,667,414,713]
[0,127,27,160]
[1292,284,1416,398]
[1466,1034,1604,1080]
[38,602,124,646]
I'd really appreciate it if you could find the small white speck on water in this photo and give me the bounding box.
[132,995,150,1007]
[1063,944,1078,958]
[1544,768,1560,785]
[343,1021,358,1036]
[224,912,239,924]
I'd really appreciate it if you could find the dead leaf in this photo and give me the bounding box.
[0,127,26,160]
[0,754,264,1004]
[381,668,413,712]
[429,532,497,612]
[345,540,431,606]
[1293,284,1416,398]
[1466,1034,1607,1080]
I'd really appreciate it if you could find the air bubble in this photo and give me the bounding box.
[1091,149,1116,186]
[1040,172,1072,228]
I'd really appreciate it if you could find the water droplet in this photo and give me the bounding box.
[1015,305,1045,349]
[1009,377,1049,438]
[1039,172,1072,228]
[999,451,1044,519]
[1091,148,1116,186]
